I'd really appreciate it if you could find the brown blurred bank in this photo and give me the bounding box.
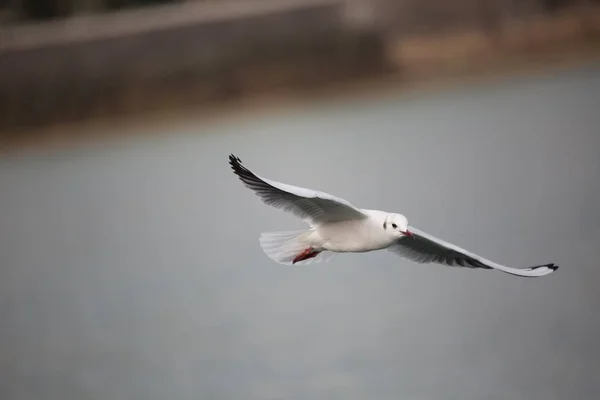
[1,0,600,147]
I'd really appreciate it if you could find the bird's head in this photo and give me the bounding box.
[383,213,414,239]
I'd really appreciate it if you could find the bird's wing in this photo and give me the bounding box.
[229,154,369,225]
[387,226,558,277]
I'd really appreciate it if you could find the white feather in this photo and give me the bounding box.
[230,154,559,277]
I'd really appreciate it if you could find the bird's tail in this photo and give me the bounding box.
[259,229,335,266]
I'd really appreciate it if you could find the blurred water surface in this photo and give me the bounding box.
[1,64,600,400]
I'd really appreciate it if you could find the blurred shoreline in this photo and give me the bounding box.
[1,1,600,152]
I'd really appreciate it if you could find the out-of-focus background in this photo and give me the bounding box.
[1,1,600,399]
[1,0,600,146]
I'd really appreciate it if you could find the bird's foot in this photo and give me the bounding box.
[292,247,320,264]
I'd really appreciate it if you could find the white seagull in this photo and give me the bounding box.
[229,154,558,277]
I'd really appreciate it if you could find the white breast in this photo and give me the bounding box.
[316,211,392,253]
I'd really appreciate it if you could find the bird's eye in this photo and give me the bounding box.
[392,223,397,229]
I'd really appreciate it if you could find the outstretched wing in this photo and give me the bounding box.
[229,154,368,225]
[388,226,558,277]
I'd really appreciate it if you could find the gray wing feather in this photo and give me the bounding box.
[229,154,368,225]
[388,226,558,277]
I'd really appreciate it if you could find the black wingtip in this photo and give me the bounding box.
[228,154,257,186]
[531,263,559,272]
[229,154,242,167]
[229,154,244,174]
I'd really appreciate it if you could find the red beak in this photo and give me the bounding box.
[402,230,415,239]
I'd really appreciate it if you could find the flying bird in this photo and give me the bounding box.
[228,154,558,277]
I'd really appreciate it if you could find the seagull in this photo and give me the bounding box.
[228,154,558,277]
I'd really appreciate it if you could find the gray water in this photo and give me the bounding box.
[2,64,600,400]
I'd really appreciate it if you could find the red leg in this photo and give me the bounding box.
[292,247,321,264]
